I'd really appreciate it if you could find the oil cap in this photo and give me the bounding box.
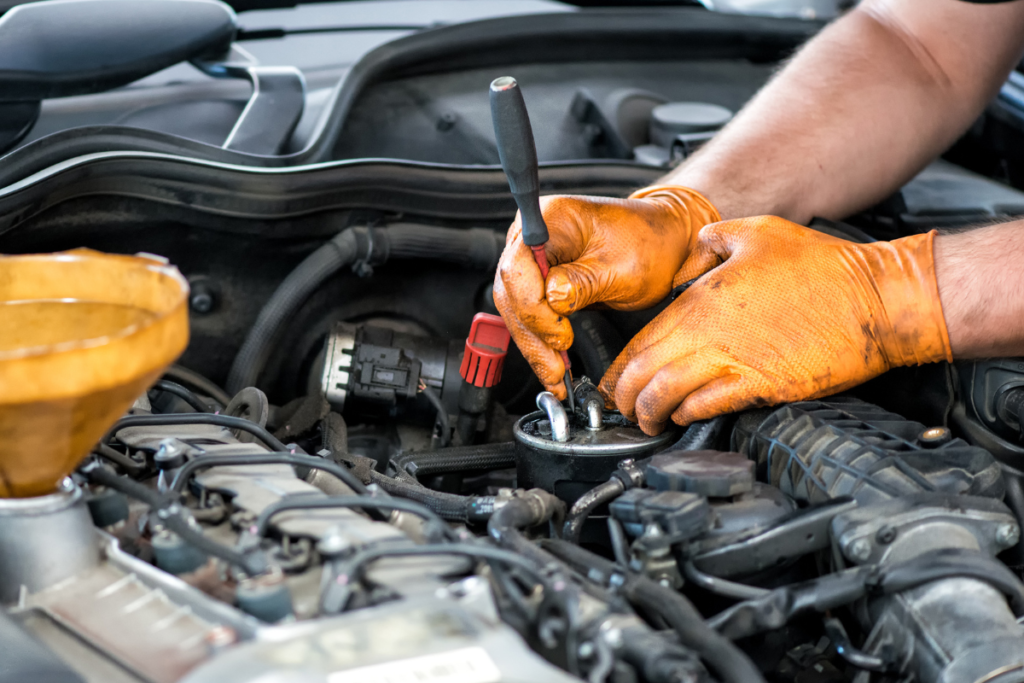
[459,313,511,388]
[646,450,754,498]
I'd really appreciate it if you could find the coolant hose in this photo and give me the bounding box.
[541,539,766,683]
[393,442,516,481]
[227,224,502,394]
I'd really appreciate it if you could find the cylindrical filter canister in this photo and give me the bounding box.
[514,410,675,505]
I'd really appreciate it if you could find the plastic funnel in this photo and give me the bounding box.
[0,249,189,497]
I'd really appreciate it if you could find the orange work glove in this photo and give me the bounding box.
[600,216,953,435]
[493,186,720,399]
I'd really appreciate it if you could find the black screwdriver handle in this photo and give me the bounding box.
[490,76,549,247]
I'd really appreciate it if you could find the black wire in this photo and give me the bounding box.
[337,543,554,597]
[419,384,451,447]
[607,517,631,567]
[540,538,765,683]
[110,413,289,453]
[93,443,145,474]
[163,365,231,407]
[823,616,891,672]
[151,379,212,413]
[168,452,369,497]
[82,464,267,576]
[252,495,455,540]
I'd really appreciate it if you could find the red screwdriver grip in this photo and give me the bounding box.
[530,245,571,371]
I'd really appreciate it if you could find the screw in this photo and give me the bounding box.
[996,522,1020,548]
[847,537,872,562]
[437,112,458,131]
[189,283,215,314]
[875,525,897,545]
[577,642,595,659]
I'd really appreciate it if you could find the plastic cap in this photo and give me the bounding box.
[460,313,511,388]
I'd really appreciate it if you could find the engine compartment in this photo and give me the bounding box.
[7,5,1024,683]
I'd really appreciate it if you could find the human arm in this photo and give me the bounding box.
[495,0,1024,397]
[667,0,1024,223]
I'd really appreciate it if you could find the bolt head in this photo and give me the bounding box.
[190,291,214,314]
[847,537,872,562]
[875,525,897,545]
[577,642,595,659]
[996,523,1020,548]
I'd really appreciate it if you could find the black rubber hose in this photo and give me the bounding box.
[338,544,553,595]
[563,478,625,544]
[368,471,497,523]
[226,224,502,394]
[110,413,289,453]
[541,539,766,683]
[83,465,267,576]
[163,365,231,407]
[93,443,145,475]
[227,229,359,394]
[252,495,455,540]
[169,452,369,497]
[393,442,516,480]
[151,379,211,413]
[488,492,567,569]
[674,414,728,451]
[707,548,1024,640]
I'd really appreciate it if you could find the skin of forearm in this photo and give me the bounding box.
[663,0,1024,224]
[935,222,1024,358]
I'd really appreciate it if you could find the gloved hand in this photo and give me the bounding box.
[493,186,720,398]
[599,216,953,435]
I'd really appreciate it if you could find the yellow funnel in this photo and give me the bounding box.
[0,249,189,497]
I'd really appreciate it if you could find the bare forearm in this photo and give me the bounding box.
[664,0,1024,224]
[935,223,1024,358]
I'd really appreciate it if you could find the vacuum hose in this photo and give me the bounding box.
[227,224,502,394]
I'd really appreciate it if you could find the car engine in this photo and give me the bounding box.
[7,2,1024,683]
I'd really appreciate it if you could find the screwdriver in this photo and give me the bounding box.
[489,76,575,412]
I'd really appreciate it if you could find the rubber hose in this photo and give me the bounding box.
[227,224,502,394]
[111,413,289,454]
[541,539,766,683]
[394,442,516,480]
[163,365,231,407]
[169,451,370,497]
[488,494,572,586]
[563,478,625,544]
[674,414,728,452]
[151,379,212,413]
[227,229,359,394]
[368,471,497,523]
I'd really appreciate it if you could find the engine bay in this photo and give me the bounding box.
[8,3,1024,683]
